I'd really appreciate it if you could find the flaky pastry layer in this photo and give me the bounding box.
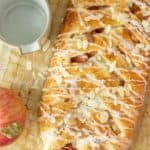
[39,0,150,150]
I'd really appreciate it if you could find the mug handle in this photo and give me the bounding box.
[20,42,41,54]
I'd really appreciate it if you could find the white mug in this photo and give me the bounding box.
[0,0,51,54]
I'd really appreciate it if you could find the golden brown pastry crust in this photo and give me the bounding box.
[39,0,150,149]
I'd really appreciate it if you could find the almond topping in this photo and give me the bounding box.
[77,40,88,50]
[111,124,121,135]
[82,40,89,50]
[84,15,100,22]
[142,20,150,32]
[100,111,109,124]
[77,40,83,49]
[105,25,111,34]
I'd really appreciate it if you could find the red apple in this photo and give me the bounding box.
[0,87,26,146]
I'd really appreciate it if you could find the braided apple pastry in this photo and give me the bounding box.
[39,0,150,149]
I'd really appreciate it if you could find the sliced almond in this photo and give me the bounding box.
[82,40,89,50]
[77,40,88,50]
[71,54,89,63]
[77,40,83,49]
[111,123,121,135]
[142,20,150,32]
[84,15,100,21]
[105,25,111,34]
[100,111,109,124]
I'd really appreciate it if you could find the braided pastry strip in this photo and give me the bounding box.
[39,0,150,150]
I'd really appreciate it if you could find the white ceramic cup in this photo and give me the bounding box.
[0,0,51,54]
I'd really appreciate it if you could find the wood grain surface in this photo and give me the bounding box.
[0,0,149,150]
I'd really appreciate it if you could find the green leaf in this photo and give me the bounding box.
[0,122,23,138]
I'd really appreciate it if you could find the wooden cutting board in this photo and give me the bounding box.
[0,0,149,150]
